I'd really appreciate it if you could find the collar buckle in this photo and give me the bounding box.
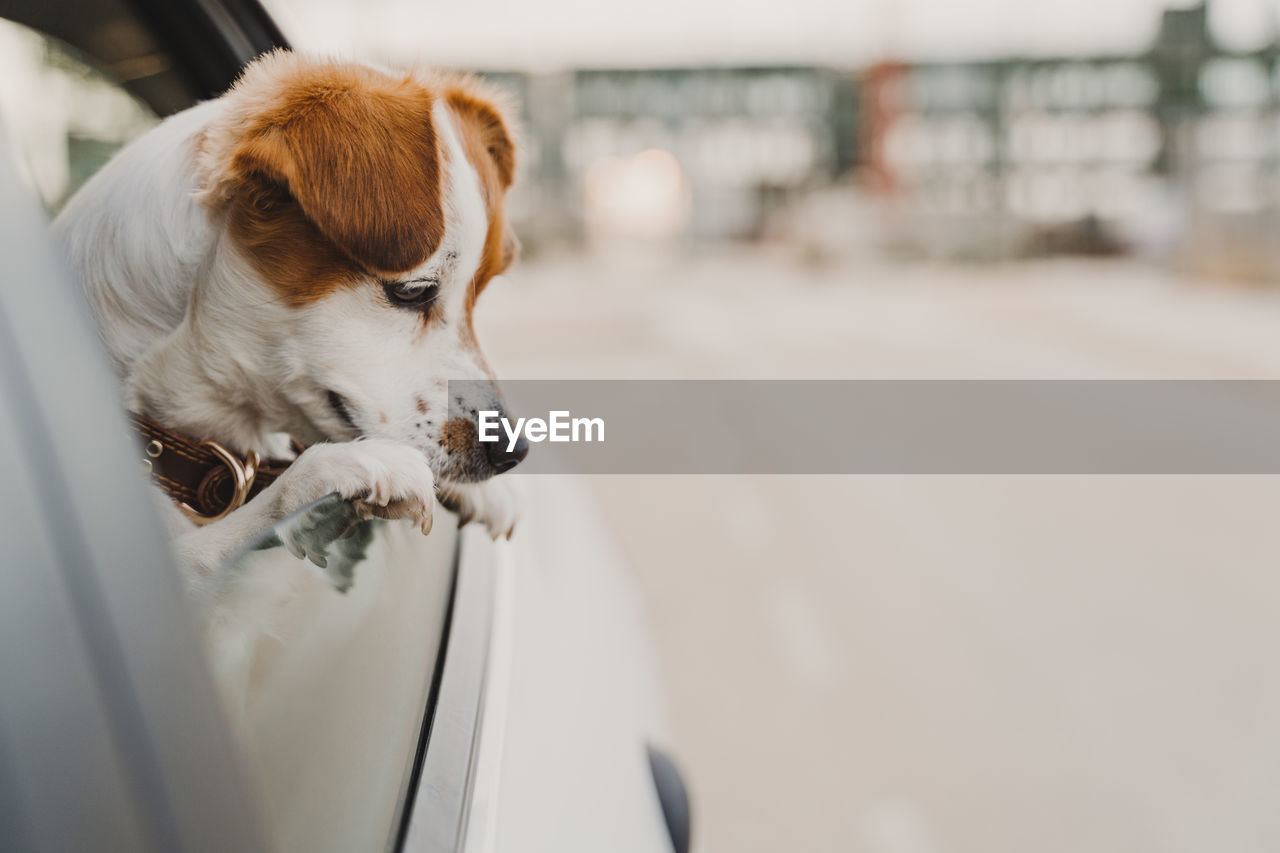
[177,441,260,526]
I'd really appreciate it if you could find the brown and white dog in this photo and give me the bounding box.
[54,52,525,622]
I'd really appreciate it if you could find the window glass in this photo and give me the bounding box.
[223,506,457,852]
[0,19,156,211]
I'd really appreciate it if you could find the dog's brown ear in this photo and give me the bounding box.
[220,56,445,274]
[501,223,521,272]
[445,83,518,199]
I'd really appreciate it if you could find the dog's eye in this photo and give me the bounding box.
[382,279,439,309]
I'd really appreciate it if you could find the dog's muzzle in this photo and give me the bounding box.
[438,405,529,482]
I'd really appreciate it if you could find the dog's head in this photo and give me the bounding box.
[196,52,523,483]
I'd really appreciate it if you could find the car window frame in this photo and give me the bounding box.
[397,528,505,853]
[0,0,286,114]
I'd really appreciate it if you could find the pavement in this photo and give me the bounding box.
[476,248,1280,853]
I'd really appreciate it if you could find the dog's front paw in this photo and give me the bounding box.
[437,478,522,540]
[272,494,374,591]
[279,439,436,536]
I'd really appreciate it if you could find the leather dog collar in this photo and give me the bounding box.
[130,413,297,525]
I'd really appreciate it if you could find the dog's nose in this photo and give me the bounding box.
[486,430,528,473]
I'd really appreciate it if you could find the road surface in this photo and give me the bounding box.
[477,250,1280,853]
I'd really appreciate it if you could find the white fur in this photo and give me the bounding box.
[53,63,521,662]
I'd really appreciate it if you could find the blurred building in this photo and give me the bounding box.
[485,67,857,248]
[869,1,1280,271]
[867,56,1165,259]
[483,1,1280,279]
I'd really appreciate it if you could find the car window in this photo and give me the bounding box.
[0,11,459,852]
[0,18,157,212]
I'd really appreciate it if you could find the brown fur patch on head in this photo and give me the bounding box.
[199,51,447,303]
[223,173,361,305]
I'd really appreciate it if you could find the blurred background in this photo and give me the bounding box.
[9,0,1280,849]
[264,2,1280,852]
[271,0,1280,276]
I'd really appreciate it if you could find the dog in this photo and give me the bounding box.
[53,51,526,628]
